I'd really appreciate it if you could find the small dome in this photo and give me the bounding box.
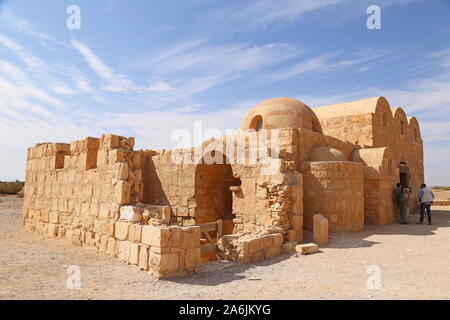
[241,97,323,133]
[309,146,347,162]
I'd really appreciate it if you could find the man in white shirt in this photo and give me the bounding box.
[417,183,435,225]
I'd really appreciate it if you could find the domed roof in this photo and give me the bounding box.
[309,146,347,162]
[241,97,323,133]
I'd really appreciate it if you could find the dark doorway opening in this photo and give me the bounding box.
[398,162,409,188]
[195,152,241,229]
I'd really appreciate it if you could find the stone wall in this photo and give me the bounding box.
[141,149,197,226]
[22,135,201,278]
[314,98,424,217]
[317,114,374,147]
[301,161,364,232]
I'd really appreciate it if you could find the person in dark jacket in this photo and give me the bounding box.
[398,187,409,224]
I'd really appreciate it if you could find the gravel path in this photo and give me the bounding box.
[1,195,450,300]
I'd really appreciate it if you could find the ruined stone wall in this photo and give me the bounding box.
[23,135,201,278]
[141,149,197,226]
[301,161,364,232]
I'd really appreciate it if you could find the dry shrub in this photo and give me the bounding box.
[0,181,24,195]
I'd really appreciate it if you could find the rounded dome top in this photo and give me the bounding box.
[241,97,323,133]
[309,146,347,162]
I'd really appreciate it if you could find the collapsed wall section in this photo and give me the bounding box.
[22,135,201,278]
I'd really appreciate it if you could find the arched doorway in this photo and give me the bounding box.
[194,152,241,230]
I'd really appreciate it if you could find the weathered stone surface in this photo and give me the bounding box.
[313,214,329,246]
[296,243,319,255]
[141,226,170,247]
[119,206,143,222]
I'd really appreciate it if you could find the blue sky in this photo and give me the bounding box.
[0,0,449,184]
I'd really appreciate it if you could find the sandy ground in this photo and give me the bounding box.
[1,195,450,300]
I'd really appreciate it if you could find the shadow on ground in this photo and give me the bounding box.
[312,207,450,249]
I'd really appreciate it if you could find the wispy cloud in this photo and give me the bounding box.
[263,48,385,83]
[207,0,423,31]
[208,0,346,31]
[71,40,137,93]
[0,9,54,42]
[141,40,302,94]
[0,34,47,70]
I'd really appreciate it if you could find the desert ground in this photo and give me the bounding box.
[433,188,450,202]
[1,194,450,300]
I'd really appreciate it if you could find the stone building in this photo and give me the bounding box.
[22,96,424,278]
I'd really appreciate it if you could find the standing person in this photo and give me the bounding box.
[418,183,435,225]
[393,183,402,205]
[398,187,409,224]
[392,183,403,222]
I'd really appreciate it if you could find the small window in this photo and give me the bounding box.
[250,115,263,132]
[256,119,263,131]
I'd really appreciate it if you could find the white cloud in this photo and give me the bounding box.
[0,9,54,42]
[50,84,77,95]
[264,48,385,83]
[209,0,346,31]
[172,104,203,113]
[71,40,136,93]
[0,34,47,70]
[143,40,302,95]
[207,0,423,31]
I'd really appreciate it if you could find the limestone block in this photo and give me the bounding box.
[265,246,281,258]
[287,229,301,243]
[149,252,179,273]
[313,214,329,246]
[138,245,149,270]
[185,248,201,270]
[129,224,143,243]
[113,181,131,205]
[247,238,260,254]
[101,134,120,149]
[272,233,284,247]
[181,226,200,249]
[119,206,143,222]
[116,163,129,181]
[290,215,302,230]
[295,243,319,255]
[142,226,171,247]
[109,149,126,163]
[99,236,108,253]
[49,211,59,224]
[117,241,131,262]
[129,243,139,265]
[114,221,129,241]
[259,235,273,249]
[47,223,58,237]
[282,241,295,253]
[169,226,182,247]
